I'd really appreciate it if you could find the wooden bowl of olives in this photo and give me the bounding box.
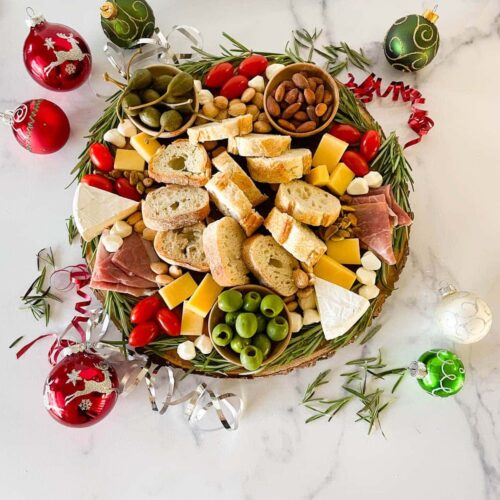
[208,285,292,372]
[124,64,199,139]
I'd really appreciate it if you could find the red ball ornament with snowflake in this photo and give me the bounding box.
[23,8,92,91]
[43,351,119,427]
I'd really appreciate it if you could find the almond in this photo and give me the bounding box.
[315,102,328,117]
[306,105,318,122]
[266,95,281,116]
[284,88,299,104]
[292,72,309,89]
[282,102,301,120]
[278,119,296,131]
[296,120,316,133]
[315,84,325,104]
[274,82,287,102]
[323,90,333,105]
[304,88,316,105]
[294,110,308,121]
[307,78,317,91]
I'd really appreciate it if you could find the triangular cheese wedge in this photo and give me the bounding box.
[73,184,140,242]
[314,277,370,340]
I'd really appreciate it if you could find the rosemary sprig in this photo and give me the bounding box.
[302,369,332,404]
[104,291,136,339]
[360,324,382,345]
[65,215,79,245]
[316,41,372,76]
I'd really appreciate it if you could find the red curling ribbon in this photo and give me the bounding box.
[344,73,434,148]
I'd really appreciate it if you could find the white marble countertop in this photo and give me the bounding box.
[0,1,499,499]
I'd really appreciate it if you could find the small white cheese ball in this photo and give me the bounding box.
[193,79,203,93]
[177,340,196,361]
[356,267,377,286]
[198,89,214,105]
[303,309,320,326]
[248,75,265,92]
[359,285,380,300]
[102,233,123,253]
[265,63,285,81]
[103,129,126,148]
[289,312,303,333]
[364,171,383,188]
[111,220,133,238]
[194,335,213,355]
[347,177,369,195]
[361,251,382,271]
[117,119,137,138]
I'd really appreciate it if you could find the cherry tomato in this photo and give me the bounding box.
[204,62,234,88]
[115,177,141,201]
[156,308,181,337]
[128,321,160,347]
[81,174,114,193]
[89,143,114,173]
[360,130,381,161]
[341,150,370,176]
[220,75,249,100]
[238,54,268,78]
[130,295,163,324]
[329,124,362,144]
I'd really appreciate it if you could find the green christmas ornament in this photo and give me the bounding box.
[384,9,440,72]
[100,0,155,48]
[410,349,465,398]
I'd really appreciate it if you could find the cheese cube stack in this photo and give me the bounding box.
[130,132,161,163]
[114,148,145,172]
[326,238,361,265]
[313,255,357,290]
[326,162,355,196]
[181,303,205,336]
[159,273,197,309]
[185,274,223,318]
[306,164,329,187]
[312,134,348,172]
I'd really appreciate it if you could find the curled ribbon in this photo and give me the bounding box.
[344,72,434,148]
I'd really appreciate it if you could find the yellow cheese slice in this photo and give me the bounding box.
[159,273,197,309]
[312,134,348,173]
[326,238,361,265]
[326,162,355,196]
[305,164,329,187]
[114,148,145,172]
[130,133,161,163]
[185,274,223,318]
[180,302,205,336]
[313,255,357,290]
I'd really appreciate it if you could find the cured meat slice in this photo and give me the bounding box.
[353,201,396,265]
[369,186,412,227]
[89,279,150,298]
[346,193,398,225]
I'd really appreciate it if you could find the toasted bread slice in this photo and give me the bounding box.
[212,152,267,207]
[205,172,264,236]
[187,115,253,144]
[142,185,210,231]
[275,180,341,226]
[203,217,250,286]
[246,149,312,183]
[242,235,299,297]
[227,133,291,157]
[149,139,211,186]
[264,208,326,267]
[154,222,209,272]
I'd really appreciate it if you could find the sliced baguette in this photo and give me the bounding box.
[246,148,313,184]
[227,133,291,157]
[242,235,299,297]
[187,115,253,144]
[275,180,341,226]
[203,217,250,286]
[142,185,210,231]
[264,207,326,267]
[212,151,267,206]
[205,172,264,236]
[154,222,209,272]
[149,139,211,186]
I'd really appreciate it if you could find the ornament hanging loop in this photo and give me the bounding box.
[408,361,427,379]
[0,110,14,126]
[25,6,45,27]
[437,282,457,298]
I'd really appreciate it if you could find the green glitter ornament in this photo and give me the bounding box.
[384,9,440,72]
[100,0,155,48]
[409,349,465,398]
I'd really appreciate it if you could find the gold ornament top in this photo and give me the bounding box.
[423,8,439,23]
[100,2,118,20]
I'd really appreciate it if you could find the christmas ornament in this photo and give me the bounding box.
[23,8,92,91]
[384,9,440,72]
[43,350,119,427]
[1,99,70,154]
[436,284,493,344]
[100,0,156,48]
[409,349,465,398]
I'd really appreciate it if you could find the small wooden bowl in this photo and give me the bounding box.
[127,64,199,139]
[208,285,292,369]
[263,62,339,138]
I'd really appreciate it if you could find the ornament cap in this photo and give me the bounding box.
[423,8,439,23]
[408,361,427,379]
[25,7,45,28]
[438,283,457,298]
[100,2,118,20]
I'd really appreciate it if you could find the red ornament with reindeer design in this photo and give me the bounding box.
[23,8,92,91]
[43,351,119,427]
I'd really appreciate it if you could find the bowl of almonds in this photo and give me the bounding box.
[263,62,339,138]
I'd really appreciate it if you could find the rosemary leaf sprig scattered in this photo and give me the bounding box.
[65,215,79,245]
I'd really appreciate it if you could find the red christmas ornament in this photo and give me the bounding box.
[43,351,119,427]
[1,99,70,154]
[23,8,92,91]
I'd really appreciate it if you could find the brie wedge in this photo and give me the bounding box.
[314,277,370,340]
[73,184,140,242]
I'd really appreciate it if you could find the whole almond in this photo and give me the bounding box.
[315,102,328,117]
[282,102,301,120]
[307,78,317,91]
[266,95,281,117]
[278,119,296,131]
[275,82,287,102]
[281,79,295,90]
[321,106,332,121]
[297,92,305,105]
[310,76,324,86]
[323,90,333,105]
[296,120,317,133]
[241,87,256,103]
[306,105,318,122]
[315,84,325,104]
[292,73,309,89]
[304,88,316,105]
[294,110,308,121]
[284,88,299,104]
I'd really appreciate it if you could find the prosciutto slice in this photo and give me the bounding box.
[346,193,398,226]
[89,279,151,298]
[368,186,412,226]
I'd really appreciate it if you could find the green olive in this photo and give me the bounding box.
[243,291,262,312]
[225,311,239,327]
[128,69,153,90]
[160,110,183,132]
[230,334,251,354]
[139,107,161,128]
[266,316,289,342]
[256,314,267,333]
[218,290,243,313]
[152,74,173,93]
[260,294,285,318]
[252,333,272,358]
[240,345,263,371]
[141,88,161,103]
[121,92,142,116]
[235,312,258,339]
[212,323,233,347]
